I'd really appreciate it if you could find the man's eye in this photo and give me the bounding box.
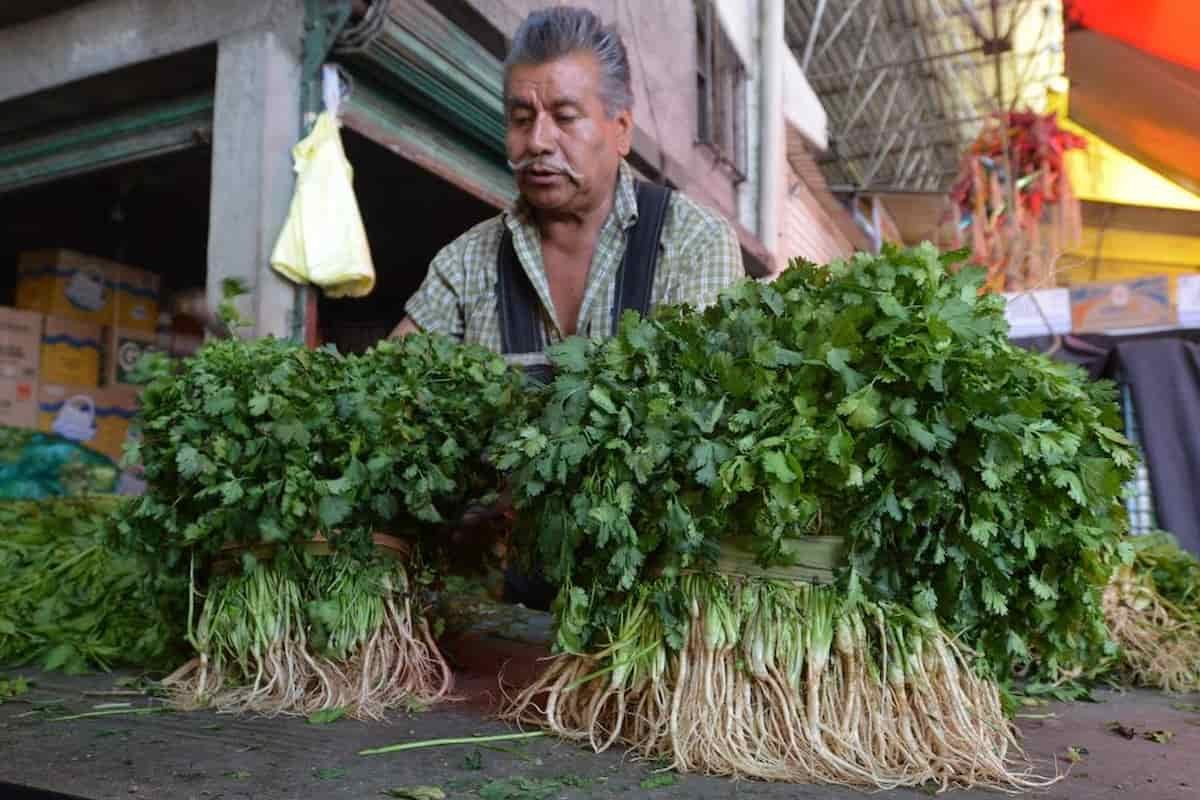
[510,113,533,125]
[555,114,578,125]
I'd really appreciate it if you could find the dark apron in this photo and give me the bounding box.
[498,180,672,609]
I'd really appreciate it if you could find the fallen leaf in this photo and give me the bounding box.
[1066,746,1089,763]
[307,707,346,725]
[314,767,347,780]
[384,787,445,800]
[224,770,251,780]
[1144,729,1174,744]
[477,777,561,800]
[640,773,678,789]
[461,750,483,771]
[1108,721,1137,739]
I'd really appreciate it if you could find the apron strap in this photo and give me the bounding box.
[612,181,672,333]
[497,180,673,384]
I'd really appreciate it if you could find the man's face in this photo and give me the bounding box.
[505,52,632,214]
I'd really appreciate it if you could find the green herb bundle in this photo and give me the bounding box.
[125,332,522,717]
[498,244,1133,787]
[0,499,184,673]
[1103,532,1200,692]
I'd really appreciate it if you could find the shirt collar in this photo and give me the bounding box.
[506,159,639,231]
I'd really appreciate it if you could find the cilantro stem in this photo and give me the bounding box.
[358,731,546,756]
[47,707,170,722]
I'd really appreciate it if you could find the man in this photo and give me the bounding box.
[393,6,746,609]
[391,5,745,372]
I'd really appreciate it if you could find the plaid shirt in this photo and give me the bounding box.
[405,161,744,355]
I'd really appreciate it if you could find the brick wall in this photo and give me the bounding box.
[779,164,855,267]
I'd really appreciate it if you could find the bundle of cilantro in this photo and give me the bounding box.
[1104,532,1200,692]
[0,498,184,673]
[497,244,1133,788]
[125,332,524,718]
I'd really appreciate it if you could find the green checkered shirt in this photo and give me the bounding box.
[405,161,744,357]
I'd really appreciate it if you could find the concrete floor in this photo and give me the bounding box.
[1,660,1198,800]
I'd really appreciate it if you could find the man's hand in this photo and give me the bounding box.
[458,486,514,527]
[389,316,421,339]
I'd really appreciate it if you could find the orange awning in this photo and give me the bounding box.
[1065,26,1200,196]
[1066,0,1200,72]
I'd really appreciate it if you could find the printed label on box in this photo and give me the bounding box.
[1069,276,1174,333]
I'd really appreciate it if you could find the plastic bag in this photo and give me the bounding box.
[0,426,118,500]
[270,111,375,298]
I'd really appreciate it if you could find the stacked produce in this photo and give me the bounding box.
[496,244,1134,789]
[122,332,525,718]
[0,498,184,673]
[947,111,1086,292]
[1104,532,1200,693]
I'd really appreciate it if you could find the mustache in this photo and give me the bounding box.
[506,156,583,182]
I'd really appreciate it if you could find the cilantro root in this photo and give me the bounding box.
[1103,564,1200,693]
[504,575,1057,790]
[163,552,451,718]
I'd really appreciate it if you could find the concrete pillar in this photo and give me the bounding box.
[206,11,303,339]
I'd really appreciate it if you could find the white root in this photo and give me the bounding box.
[503,576,1057,792]
[166,556,453,719]
[1104,566,1200,693]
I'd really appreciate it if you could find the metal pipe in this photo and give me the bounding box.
[800,0,828,71]
[812,0,867,64]
[839,69,887,134]
[958,0,990,40]
[841,113,992,136]
[845,0,881,101]
[807,44,987,82]
[759,0,785,257]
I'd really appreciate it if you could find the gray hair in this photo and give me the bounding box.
[503,6,633,117]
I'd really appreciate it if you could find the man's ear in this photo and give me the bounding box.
[615,108,634,156]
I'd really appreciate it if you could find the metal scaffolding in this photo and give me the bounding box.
[785,0,1066,194]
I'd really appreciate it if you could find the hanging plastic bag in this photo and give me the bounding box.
[270,73,375,299]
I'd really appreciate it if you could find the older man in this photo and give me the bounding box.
[391,5,744,376]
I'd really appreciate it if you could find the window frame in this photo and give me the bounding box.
[695,0,748,182]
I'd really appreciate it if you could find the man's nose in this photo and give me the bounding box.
[528,113,555,154]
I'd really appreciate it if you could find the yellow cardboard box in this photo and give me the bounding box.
[16,249,117,325]
[93,386,140,465]
[38,383,140,464]
[113,265,161,332]
[41,317,103,388]
[103,326,162,387]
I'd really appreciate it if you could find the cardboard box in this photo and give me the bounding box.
[1177,274,1200,329]
[0,307,42,383]
[1003,288,1072,338]
[103,326,162,387]
[113,265,161,332]
[41,316,103,387]
[1070,276,1175,333]
[38,383,139,464]
[16,249,117,325]
[92,386,140,465]
[0,379,38,428]
[14,262,43,312]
